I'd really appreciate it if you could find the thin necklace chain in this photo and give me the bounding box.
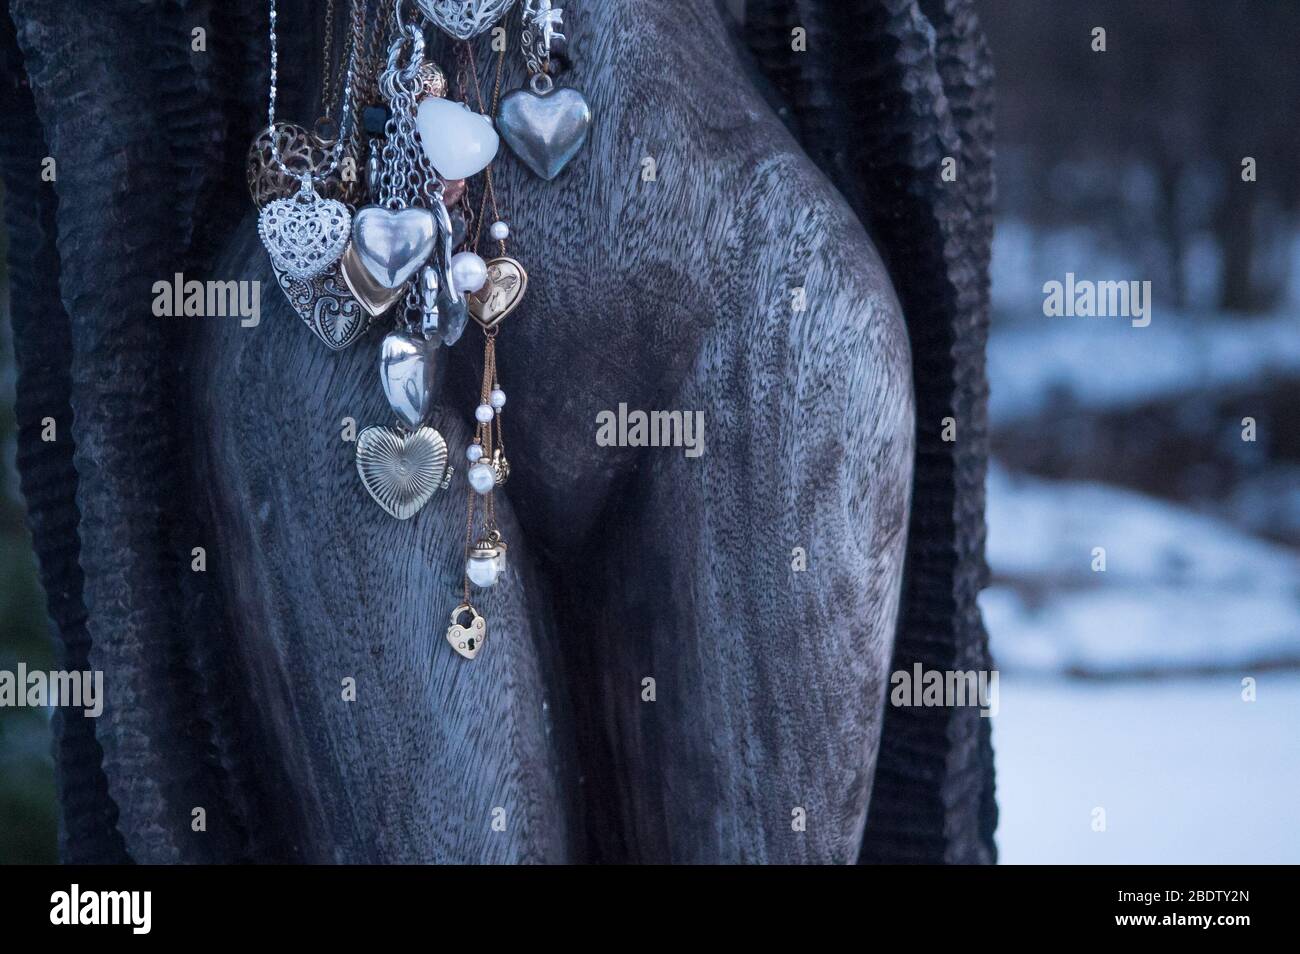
[266,0,360,184]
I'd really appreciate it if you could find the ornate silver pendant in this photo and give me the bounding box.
[257,181,351,280]
[356,425,452,520]
[272,260,371,351]
[416,0,518,40]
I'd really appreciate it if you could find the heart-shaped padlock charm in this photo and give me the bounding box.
[497,85,592,181]
[445,603,487,660]
[271,260,371,350]
[352,205,438,290]
[468,257,529,331]
[356,425,452,520]
[380,331,440,430]
[258,181,351,280]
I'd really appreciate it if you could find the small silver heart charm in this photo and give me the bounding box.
[356,425,452,520]
[352,205,437,290]
[497,84,592,181]
[380,331,440,430]
[258,182,351,280]
[271,260,371,351]
[416,0,516,40]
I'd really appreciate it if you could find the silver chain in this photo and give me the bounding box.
[520,0,564,81]
[375,16,458,326]
[266,0,360,183]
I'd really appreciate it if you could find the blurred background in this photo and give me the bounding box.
[979,0,1300,862]
[0,182,59,864]
[1,1,1297,863]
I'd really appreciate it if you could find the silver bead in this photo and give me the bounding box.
[489,220,510,240]
[489,388,506,410]
[474,403,494,423]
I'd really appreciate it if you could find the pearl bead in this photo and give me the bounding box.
[449,251,489,294]
[466,443,484,462]
[490,388,506,410]
[468,461,496,494]
[489,220,510,240]
[474,403,494,423]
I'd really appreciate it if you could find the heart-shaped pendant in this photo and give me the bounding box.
[445,603,487,660]
[356,425,452,520]
[416,0,516,40]
[497,85,591,181]
[271,260,371,350]
[247,124,364,208]
[468,257,529,331]
[258,182,351,280]
[380,332,440,430]
[339,243,407,317]
[415,98,500,180]
[352,205,437,290]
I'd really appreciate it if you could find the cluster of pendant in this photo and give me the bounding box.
[249,0,590,660]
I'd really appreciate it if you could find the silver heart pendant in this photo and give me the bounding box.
[356,425,452,520]
[258,183,351,280]
[416,0,516,40]
[271,260,371,350]
[497,85,592,181]
[380,331,440,430]
[352,205,437,290]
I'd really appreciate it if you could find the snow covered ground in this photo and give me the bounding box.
[982,466,1300,675]
[988,310,1300,425]
[993,672,1300,864]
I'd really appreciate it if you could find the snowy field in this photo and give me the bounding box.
[992,673,1300,864]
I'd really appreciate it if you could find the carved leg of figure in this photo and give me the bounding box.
[470,0,915,862]
[558,181,913,863]
[191,230,577,863]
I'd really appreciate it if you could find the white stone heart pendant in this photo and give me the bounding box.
[356,425,452,520]
[258,182,350,280]
[416,98,499,180]
[352,205,437,290]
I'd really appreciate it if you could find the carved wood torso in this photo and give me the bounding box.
[0,0,996,863]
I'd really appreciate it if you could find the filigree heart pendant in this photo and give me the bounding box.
[258,182,350,280]
[468,257,528,331]
[356,425,452,520]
